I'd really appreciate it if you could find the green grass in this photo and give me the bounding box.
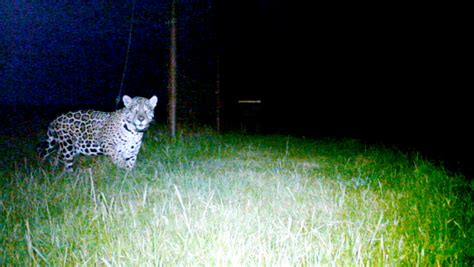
[1,126,473,265]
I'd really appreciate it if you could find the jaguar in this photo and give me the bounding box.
[38,95,158,171]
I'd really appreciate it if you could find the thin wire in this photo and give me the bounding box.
[116,0,135,110]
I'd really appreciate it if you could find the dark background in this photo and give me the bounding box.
[1,1,471,178]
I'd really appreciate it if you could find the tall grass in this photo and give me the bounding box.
[1,126,473,265]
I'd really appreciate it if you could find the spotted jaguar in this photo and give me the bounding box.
[38,95,158,171]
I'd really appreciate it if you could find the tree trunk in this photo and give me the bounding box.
[168,0,177,137]
[216,58,221,133]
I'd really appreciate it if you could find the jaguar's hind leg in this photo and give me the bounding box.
[57,139,76,172]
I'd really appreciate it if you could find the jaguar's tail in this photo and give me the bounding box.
[37,127,57,160]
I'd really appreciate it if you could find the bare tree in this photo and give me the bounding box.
[168,0,177,137]
[216,57,221,132]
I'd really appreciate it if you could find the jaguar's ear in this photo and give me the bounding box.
[149,95,158,108]
[122,95,133,107]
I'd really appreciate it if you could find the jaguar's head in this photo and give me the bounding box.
[122,95,158,132]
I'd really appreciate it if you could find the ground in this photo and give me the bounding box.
[1,125,473,265]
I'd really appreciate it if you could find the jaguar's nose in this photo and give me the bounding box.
[137,115,145,122]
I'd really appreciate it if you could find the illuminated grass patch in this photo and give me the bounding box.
[1,128,473,265]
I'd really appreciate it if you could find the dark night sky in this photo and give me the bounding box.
[1,1,472,176]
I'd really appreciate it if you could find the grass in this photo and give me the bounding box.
[1,125,473,265]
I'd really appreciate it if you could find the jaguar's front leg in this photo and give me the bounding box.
[110,150,127,169]
[125,155,137,170]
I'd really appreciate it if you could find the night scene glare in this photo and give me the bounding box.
[1,1,473,265]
